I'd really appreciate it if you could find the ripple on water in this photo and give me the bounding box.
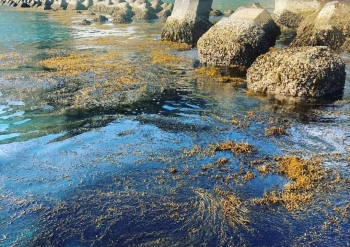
[0,132,20,141]
[0,123,9,132]
[0,111,25,120]
[13,119,31,125]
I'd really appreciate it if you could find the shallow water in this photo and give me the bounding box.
[0,5,350,247]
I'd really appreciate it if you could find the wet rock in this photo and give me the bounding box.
[247,46,346,99]
[224,9,234,16]
[72,84,164,111]
[93,14,108,22]
[80,18,92,25]
[209,9,223,16]
[161,0,213,47]
[273,0,322,30]
[291,1,350,51]
[197,3,280,68]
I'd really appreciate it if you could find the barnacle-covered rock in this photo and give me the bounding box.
[291,1,350,52]
[161,0,213,47]
[197,3,280,68]
[273,0,322,30]
[247,46,346,99]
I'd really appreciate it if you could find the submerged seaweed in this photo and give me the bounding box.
[0,6,349,247]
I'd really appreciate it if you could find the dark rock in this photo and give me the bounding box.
[94,14,108,22]
[81,19,92,25]
[223,9,234,16]
[209,9,223,16]
[17,1,30,7]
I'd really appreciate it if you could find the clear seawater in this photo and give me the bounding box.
[0,3,349,247]
[0,7,72,52]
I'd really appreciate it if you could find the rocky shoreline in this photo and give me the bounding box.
[0,0,349,105]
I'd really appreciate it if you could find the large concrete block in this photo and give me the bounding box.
[247,46,346,99]
[161,0,213,47]
[273,0,322,29]
[197,4,280,68]
[292,1,350,51]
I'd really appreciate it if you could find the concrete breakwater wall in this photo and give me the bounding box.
[0,0,174,21]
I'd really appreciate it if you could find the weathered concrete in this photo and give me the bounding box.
[157,9,171,22]
[161,0,213,47]
[66,0,87,10]
[291,1,350,51]
[81,0,93,9]
[197,3,280,68]
[51,0,67,10]
[112,2,134,23]
[247,46,346,99]
[273,0,322,29]
[151,0,163,12]
[131,2,157,20]
[37,0,54,9]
